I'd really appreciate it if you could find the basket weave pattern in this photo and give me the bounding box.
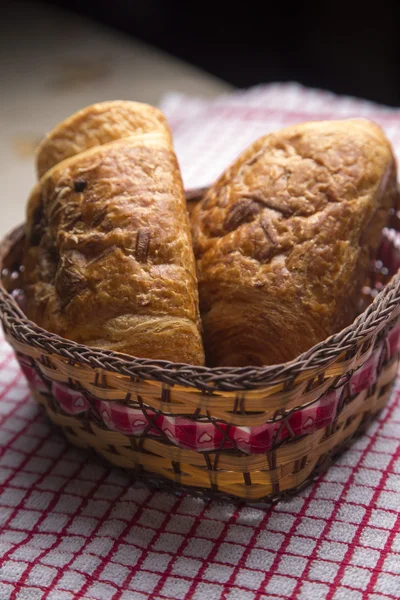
[1,216,400,501]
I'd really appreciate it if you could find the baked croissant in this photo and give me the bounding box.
[24,101,205,365]
[191,119,397,366]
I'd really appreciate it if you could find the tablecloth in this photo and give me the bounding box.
[1,83,400,600]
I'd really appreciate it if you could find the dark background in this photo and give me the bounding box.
[41,0,400,105]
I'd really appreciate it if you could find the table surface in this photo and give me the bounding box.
[0,0,231,238]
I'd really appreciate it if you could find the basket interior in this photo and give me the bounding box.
[3,209,400,336]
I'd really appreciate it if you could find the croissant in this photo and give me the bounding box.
[191,119,397,366]
[24,101,205,365]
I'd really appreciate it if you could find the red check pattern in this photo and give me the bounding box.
[16,334,400,456]
[1,83,400,599]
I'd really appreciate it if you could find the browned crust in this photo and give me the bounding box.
[191,119,397,366]
[24,102,204,365]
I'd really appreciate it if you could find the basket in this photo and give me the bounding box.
[1,199,400,502]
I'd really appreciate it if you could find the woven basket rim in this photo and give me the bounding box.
[1,223,400,392]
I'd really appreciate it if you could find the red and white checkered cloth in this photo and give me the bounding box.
[2,83,400,600]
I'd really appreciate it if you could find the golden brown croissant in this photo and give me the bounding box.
[191,119,397,367]
[24,101,205,365]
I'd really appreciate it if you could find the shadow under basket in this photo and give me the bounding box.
[1,211,400,502]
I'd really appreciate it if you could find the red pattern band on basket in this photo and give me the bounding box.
[14,330,400,455]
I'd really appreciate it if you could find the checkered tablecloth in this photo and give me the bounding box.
[1,83,400,600]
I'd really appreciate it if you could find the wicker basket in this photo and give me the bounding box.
[1,199,400,502]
